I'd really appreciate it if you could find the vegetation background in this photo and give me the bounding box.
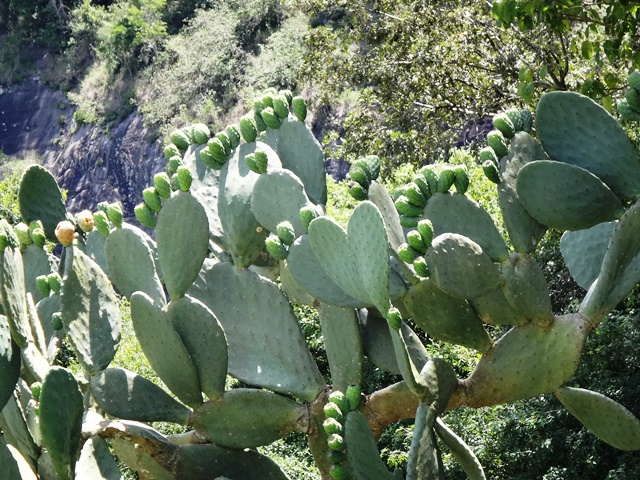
[0,0,639,478]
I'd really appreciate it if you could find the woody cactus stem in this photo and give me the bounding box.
[1,89,640,480]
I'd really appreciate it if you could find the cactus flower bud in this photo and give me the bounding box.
[327,450,347,465]
[323,417,343,436]
[142,188,162,213]
[386,307,403,330]
[405,182,427,207]
[505,107,523,132]
[276,221,296,246]
[107,203,123,228]
[254,110,267,132]
[55,221,75,247]
[618,99,640,122]
[31,228,46,248]
[327,433,345,452]
[265,234,288,260]
[627,70,640,92]
[36,275,51,298]
[166,156,183,176]
[51,312,63,330]
[280,89,293,105]
[420,166,439,194]
[47,273,62,295]
[292,96,307,122]
[155,172,172,198]
[348,166,370,189]
[413,175,432,198]
[244,152,258,173]
[215,132,232,156]
[29,220,44,233]
[76,210,94,232]
[93,211,111,237]
[520,108,533,132]
[479,146,499,167]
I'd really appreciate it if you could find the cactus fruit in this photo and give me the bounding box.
[276,221,296,246]
[15,223,31,249]
[177,165,193,191]
[479,146,499,166]
[30,382,42,401]
[226,124,241,149]
[346,385,360,411]
[135,203,157,229]
[618,99,640,121]
[329,391,349,414]
[51,311,63,330]
[437,167,456,193]
[328,434,346,452]
[292,96,307,122]
[143,187,162,212]
[55,220,75,246]
[625,89,640,112]
[200,148,225,170]
[265,234,288,260]
[483,160,501,184]
[628,70,640,92]
[164,143,181,160]
[417,219,434,247]
[505,107,523,132]
[261,107,281,129]
[239,115,258,142]
[348,166,370,189]
[324,417,343,436]
[93,210,111,236]
[405,182,428,207]
[192,123,211,145]
[493,112,516,138]
[329,464,349,480]
[386,307,403,330]
[520,108,533,132]
[36,275,51,298]
[76,210,94,233]
[349,183,368,201]
[400,215,420,228]
[170,129,191,150]
[254,150,269,174]
[47,272,62,294]
[324,402,344,422]
[406,230,427,254]
[398,243,420,263]
[166,155,182,176]
[273,95,290,119]
[245,153,258,173]
[107,203,123,228]
[453,166,470,194]
[208,138,229,164]
[254,110,268,132]
[31,227,46,247]
[300,206,319,232]
[395,195,423,216]
[413,175,432,198]
[280,89,293,104]
[487,130,509,158]
[413,256,430,277]
[216,132,232,156]
[420,166,439,194]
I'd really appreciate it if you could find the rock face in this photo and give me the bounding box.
[0,77,165,220]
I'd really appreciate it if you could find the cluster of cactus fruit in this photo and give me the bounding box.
[2,82,640,480]
[618,70,640,122]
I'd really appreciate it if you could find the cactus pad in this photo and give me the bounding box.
[75,437,123,480]
[345,411,394,480]
[0,247,31,346]
[18,165,67,242]
[0,315,20,411]
[434,419,486,480]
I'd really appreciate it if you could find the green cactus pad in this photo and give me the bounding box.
[468,288,528,327]
[0,247,31,346]
[105,224,166,307]
[18,165,67,242]
[424,192,508,262]
[39,367,83,480]
[434,419,486,480]
[405,278,491,352]
[0,390,39,467]
[344,411,394,480]
[264,118,327,205]
[168,295,228,401]
[516,160,624,231]
[90,368,192,424]
[420,358,458,413]
[177,443,291,480]
[251,168,312,238]
[218,142,282,267]
[285,235,364,308]
[425,233,500,300]
[464,313,588,407]
[75,437,123,480]
[0,437,36,480]
[0,315,20,411]
[156,192,209,299]
[389,326,429,397]
[36,294,60,356]
[84,229,110,275]
[309,201,391,313]
[497,132,548,252]
[367,182,406,251]
[500,253,553,326]
[580,203,640,322]
[188,261,326,402]
[555,387,640,450]
[319,303,363,390]
[22,244,56,304]
[536,91,640,202]
[60,247,121,374]
[130,292,202,407]
[406,402,441,480]
[193,389,308,448]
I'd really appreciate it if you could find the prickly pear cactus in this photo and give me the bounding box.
[2,89,640,480]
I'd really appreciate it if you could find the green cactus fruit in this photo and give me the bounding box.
[261,94,275,109]
[618,99,640,121]
[199,148,224,170]
[417,219,434,247]
[628,70,640,92]
[406,229,427,253]
[413,256,430,277]
[330,465,349,480]
[292,96,307,122]
[348,166,370,189]
[135,203,157,229]
[265,234,288,260]
[107,203,123,228]
[399,215,420,228]
[177,165,193,191]
[0,232,7,251]
[36,275,51,297]
[328,433,346,452]
[47,272,62,294]
[437,166,456,193]
[97,201,110,213]
[244,152,259,173]
[192,123,211,145]
[329,391,349,414]
[479,146,499,166]
[395,195,423,216]
[346,384,360,411]
[276,221,296,246]
[170,129,191,150]
[349,182,368,201]
[324,402,344,422]
[51,311,63,330]
[413,175,432,198]
[300,206,319,233]
[273,95,290,119]
[261,107,281,129]
[171,173,181,191]
[216,132,232,156]
[520,108,533,132]
[164,143,181,160]
[254,150,269,174]
[363,155,381,180]
[253,97,267,114]
[30,382,42,401]
[625,89,640,112]
[31,227,46,247]
[323,417,343,436]
[154,172,172,199]
[254,110,267,132]
[225,124,241,149]
[398,243,420,263]
[142,187,162,213]
[328,450,347,465]
[487,129,509,158]
[505,107,523,131]
[207,138,229,163]
[55,220,75,246]
[279,89,293,104]
[93,211,111,237]
[453,165,470,194]
[420,166,439,194]
[493,112,516,138]
[75,210,94,233]
[405,182,428,207]
[15,223,32,249]
[166,155,182,176]
[239,115,258,142]
[386,307,403,330]
[391,184,409,201]
[483,160,501,184]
